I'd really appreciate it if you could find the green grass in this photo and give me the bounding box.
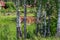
[0,16,36,40]
[0,16,16,40]
[0,5,59,40]
[0,16,60,40]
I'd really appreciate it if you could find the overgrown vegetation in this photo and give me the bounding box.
[0,16,60,40]
[0,0,60,40]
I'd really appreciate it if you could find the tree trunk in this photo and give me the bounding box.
[24,0,27,39]
[36,0,42,35]
[34,0,36,6]
[56,0,60,37]
[43,9,47,37]
[16,0,22,39]
[46,1,51,36]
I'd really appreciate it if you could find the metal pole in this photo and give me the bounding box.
[16,0,22,39]
[24,0,27,39]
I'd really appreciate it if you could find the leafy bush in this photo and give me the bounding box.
[5,2,16,12]
[0,2,16,14]
[0,8,6,13]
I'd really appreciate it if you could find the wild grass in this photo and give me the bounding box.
[0,16,60,40]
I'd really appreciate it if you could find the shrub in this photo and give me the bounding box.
[5,2,16,11]
[0,8,6,13]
